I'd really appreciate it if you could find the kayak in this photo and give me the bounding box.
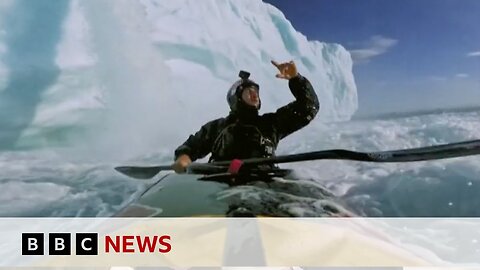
[115,172,353,217]
[114,139,480,217]
[116,173,229,217]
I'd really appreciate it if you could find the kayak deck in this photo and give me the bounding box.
[115,173,353,217]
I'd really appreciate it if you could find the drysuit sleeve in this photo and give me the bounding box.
[174,119,220,161]
[272,74,319,139]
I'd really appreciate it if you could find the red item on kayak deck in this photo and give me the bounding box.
[228,159,244,174]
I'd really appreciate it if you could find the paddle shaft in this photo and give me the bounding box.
[115,139,480,179]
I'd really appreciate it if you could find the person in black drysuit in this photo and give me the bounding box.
[172,60,319,175]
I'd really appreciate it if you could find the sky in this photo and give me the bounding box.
[263,0,480,116]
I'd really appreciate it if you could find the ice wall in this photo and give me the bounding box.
[0,0,357,158]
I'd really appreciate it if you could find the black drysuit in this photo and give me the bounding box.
[174,74,319,163]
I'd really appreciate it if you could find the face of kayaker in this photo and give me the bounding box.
[241,86,260,108]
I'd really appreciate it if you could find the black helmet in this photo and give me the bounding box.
[227,70,260,111]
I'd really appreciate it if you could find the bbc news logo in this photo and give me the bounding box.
[22,233,172,256]
[22,233,98,255]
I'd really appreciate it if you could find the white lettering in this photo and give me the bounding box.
[28,238,38,250]
[81,238,92,251]
[55,238,65,250]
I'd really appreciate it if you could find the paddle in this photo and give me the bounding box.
[115,163,226,179]
[115,139,480,179]
[115,165,172,179]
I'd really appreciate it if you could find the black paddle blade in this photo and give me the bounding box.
[114,163,228,179]
[114,165,170,179]
[364,139,480,162]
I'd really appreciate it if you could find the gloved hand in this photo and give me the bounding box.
[172,154,192,174]
[271,60,299,80]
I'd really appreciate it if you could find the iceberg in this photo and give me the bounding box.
[0,0,357,156]
[143,0,357,120]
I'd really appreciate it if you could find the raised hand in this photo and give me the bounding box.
[271,60,298,80]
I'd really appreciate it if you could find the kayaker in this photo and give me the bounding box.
[173,60,319,173]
